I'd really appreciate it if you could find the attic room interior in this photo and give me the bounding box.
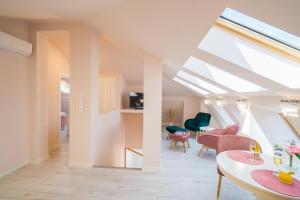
[0,0,300,199]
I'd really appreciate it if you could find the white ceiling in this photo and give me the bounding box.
[0,0,127,19]
[1,0,299,97]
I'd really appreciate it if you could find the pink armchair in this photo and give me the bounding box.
[216,135,261,200]
[197,124,239,156]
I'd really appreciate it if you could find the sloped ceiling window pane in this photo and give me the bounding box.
[198,27,300,89]
[183,56,265,93]
[221,8,300,51]
[173,77,210,95]
[176,70,227,94]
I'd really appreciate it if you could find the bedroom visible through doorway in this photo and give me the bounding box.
[60,76,70,149]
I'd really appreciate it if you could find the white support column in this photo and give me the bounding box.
[143,54,162,172]
[28,32,49,164]
[69,27,99,168]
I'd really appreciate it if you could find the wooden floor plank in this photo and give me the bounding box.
[0,132,255,200]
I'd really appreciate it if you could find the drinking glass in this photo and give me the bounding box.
[249,142,256,161]
[273,150,283,175]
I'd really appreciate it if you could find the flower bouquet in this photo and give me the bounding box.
[273,140,300,173]
[167,109,176,126]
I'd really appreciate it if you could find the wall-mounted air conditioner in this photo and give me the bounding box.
[0,31,32,56]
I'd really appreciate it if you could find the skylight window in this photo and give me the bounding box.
[176,70,227,94]
[221,8,300,51]
[235,42,300,89]
[198,26,300,89]
[172,77,210,95]
[183,56,265,93]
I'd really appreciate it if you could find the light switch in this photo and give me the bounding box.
[79,97,84,112]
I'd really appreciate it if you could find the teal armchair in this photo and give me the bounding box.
[184,112,211,132]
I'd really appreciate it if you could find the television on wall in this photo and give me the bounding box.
[129,92,143,109]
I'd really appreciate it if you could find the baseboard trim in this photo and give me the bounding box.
[68,162,93,168]
[29,154,49,164]
[0,161,28,178]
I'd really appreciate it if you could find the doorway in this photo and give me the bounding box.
[45,31,70,156]
[60,75,70,152]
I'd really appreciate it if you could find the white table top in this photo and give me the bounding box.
[217,151,300,200]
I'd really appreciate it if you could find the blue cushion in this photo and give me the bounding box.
[166,125,187,133]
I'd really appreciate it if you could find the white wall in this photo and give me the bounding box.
[69,27,99,167]
[183,96,201,122]
[28,30,50,164]
[94,111,125,167]
[99,38,143,85]
[143,54,162,172]
[123,113,143,149]
[0,17,29,177]
[93,38,144,168]
[288,117,300,135]
[162,96,184,126]
[242,106,299,154]
[93,74,126,167]
[223,104,240,124]
[200,101,221,129]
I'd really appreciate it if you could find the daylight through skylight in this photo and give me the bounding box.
[236,42,300,89]
[198,26,300,89]
[172,77,210,95]
[176,70,227,94]
[221,8,300,51]
[183,56,265,93]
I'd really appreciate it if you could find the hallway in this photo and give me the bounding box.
[0,132,254,200]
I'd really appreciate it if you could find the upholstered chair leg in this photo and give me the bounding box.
[187,140,190,148]
[196,131,199,140]
[216,174,222,200]
[197,146,205,156]
[183,142,186,153]
[169,140,175,149]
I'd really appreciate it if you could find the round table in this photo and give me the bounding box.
[217,151,300,200]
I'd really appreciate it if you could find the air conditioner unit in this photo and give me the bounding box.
[0,31,32,56]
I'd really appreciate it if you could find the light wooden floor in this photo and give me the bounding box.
[0,131,255,200]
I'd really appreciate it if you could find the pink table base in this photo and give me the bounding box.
[227,150,264,165]
[251,169,300,198]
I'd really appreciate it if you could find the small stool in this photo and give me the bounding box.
[169,132,191,153]
[166,125,187,140]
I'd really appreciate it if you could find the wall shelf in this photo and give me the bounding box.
[121,109,144,114]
